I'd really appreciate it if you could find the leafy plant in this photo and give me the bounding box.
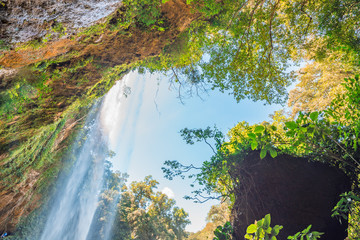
[243,215,323,240]
[332,192,360,223]
[214,221,233,240]
[244,214,283,240]
[287,225,323,240]
[121,0,169,28]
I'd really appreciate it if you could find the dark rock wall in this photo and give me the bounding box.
[230,151,351,240]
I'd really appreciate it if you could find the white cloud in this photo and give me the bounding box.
[161,187,175,199]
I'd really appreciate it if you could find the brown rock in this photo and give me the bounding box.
[0,0,198,233]
[0,170,41,233]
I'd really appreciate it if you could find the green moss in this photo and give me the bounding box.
[76,22,108,42]
[15,39,44,51]
[136,29,203,74]
[0,40,10,51]
[86,63,132,99]
[31,50,81,71]
[0,119,63,186]
[0,80,37,119]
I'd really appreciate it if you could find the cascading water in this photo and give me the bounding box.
[40,104,106,240]
[39,72,145,240]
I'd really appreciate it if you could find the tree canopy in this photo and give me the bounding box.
[89,173,191,240]
[142,0,360,104]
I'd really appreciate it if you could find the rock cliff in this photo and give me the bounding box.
[0,0,196,233]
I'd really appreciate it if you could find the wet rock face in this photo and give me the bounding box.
[230,152,351,240]
[0,115,83,234]
[0,0,121,43]
[0,0,197,234]
[0,170,40,233]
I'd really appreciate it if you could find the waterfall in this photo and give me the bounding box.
[40,102,107,240]
[40,72,144,240]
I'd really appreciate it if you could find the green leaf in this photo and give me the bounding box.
[260,149,267,159]
[272,225,281,236]
[270,148,277,158]
[254,125,265,133]
[248,133,256,139]
[304,225,312,233]
[312,231,324,236]
[285,121,298,130]
[264,214,271,228]
[246,224,257,234]
[244,234,252,239]
[251,141,258,150]
[310,112,319,121]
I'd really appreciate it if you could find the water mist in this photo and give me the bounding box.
[40,73,142,240]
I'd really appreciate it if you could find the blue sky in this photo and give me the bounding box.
[101,70,283,232]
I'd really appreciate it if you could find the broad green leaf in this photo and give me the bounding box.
[248,133,256,139]
[260,149,267,159]
[310,112,319,121]
[251,141,258,150]
[270,148,277,158]
[246,224,257,234]
[264,214,271,228]
[254,125,265,133]
[285,121,297,130]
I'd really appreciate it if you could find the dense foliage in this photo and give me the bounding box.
[158,1,360,238]
[142,0,360,104]
[119,0,169,30]
[1,0,360,238]
[164,73,360,198]
[187,202,230,239]
[244,214,323,240]
[89,173,190,240]
[164,71,360,239]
